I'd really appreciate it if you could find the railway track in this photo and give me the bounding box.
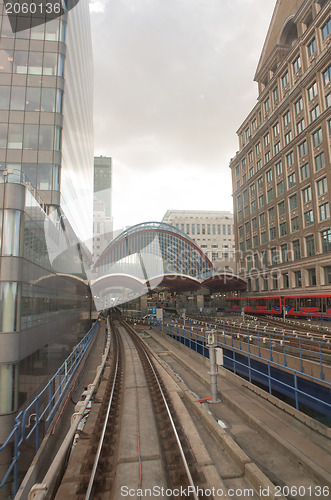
[55,318,212,499]
[185,314,331,357]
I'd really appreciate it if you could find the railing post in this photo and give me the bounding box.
[283,333,287,367]
[294,371,299,410]
[35,397,39,453]
[269,332,273,361]
[257,329,261,357]
[299,338,304,373]
[319,342,325,380]
[268,362,272,394]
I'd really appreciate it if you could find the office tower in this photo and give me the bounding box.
[162,210,235,271]
[93,156,113,261]
[229,0,330,295]
[0,0,94,436]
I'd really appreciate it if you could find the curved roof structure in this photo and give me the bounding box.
[91,222,246,309]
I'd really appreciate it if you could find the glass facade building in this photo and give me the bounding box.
[0,0,94,439]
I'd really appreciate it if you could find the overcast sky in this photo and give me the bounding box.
[89,0,276,231]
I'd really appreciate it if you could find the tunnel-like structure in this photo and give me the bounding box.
[90,222,246,309]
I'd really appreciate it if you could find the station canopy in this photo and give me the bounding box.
[90,222,246,309]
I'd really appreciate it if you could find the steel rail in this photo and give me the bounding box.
[84,324,120,500]
[124,321,199,500]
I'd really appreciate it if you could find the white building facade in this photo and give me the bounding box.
[162,210,235,271]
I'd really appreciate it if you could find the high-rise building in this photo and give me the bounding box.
[0,1,94,436]
[229,0,330,296]
[162,210,235,271]
[93,156,113,261]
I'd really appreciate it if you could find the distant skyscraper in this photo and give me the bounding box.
[229,0,330,295]
[0,1,94,436]
[93,156,113,261]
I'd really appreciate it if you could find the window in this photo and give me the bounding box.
[296,118,305,134]
[286,151,294,168]
[255,142,261,155]
[321,17,331,40]
[293,240,301,260]
[242,158,246,169]
[271,247,278,264]
[258,194,264,208]
[312,128,322,148]
[282,71,289,88]
[274,141,280,155]
[273,86,279,102]
[302,185,312,204]
[326,92,331,108]
[278,200,285,215]
[294,271,302,287]
[266,169,272,183]
[275,161,282,176]
[257,176,263,190]
[316,176,327,196]
[252,217,257,230]
[310,104,320,122]
[288,173,296,188]
[238,225,243,238]
[243,189,248,203]
[308,268,316,286]
[270,227,276,240]
[294,96,303,115]
[284,130,292,145]
[273,122,279,137]
[272,275,279,290]
[264,97,270,113]
[264,132,270,147]
[304,209,314,226]
[251,200,256,212]
[280,222,287,236]
[261,231,266,244]
[291,216,299,232]
[242,173,246,184]
[298,140,307,159]
[236,180,240,190]
[249,167,254,178]
[306,235,315,257]
[245,128,250,140]
[321,229,331,253]
[308,81,317,101]
[267,188,274,202]
[248,150,253,163]
[307,38,317,58]
[259,212,265,226]
[323,64,331,86]
[293,55,301,74]
[265,151,271,164]
[268,207,275,222]
[283,273,289,288]
[244,205,249,217]
[253,235,258,248]
[324,266,331,285]
[256,159,262,171]
[283,110,291,127]
[300,163,309,181]
[314,152,325,171]
[252,118,257,131]
[277,181,284,196]
[289,193,297,210]
[319,202,330,221]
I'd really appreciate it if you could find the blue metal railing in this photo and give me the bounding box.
[0,318,100,496]
[170,317,331,380]
[161,320,331,418]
